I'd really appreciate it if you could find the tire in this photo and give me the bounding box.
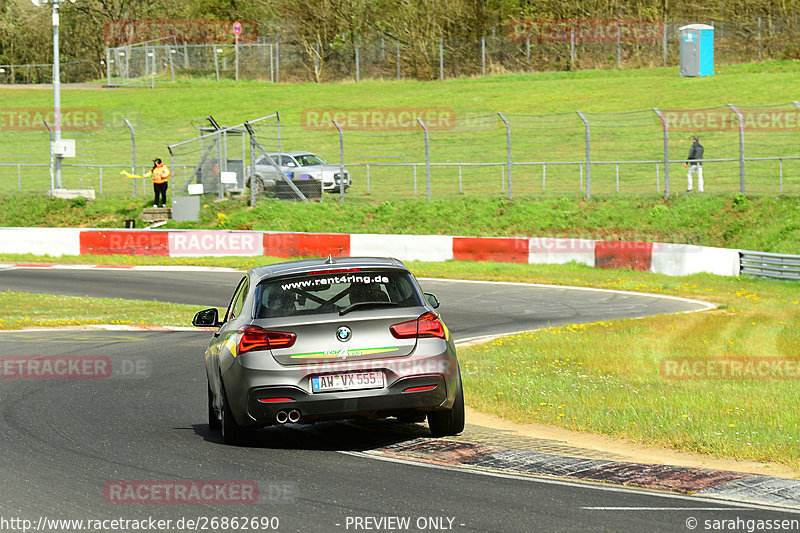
[427,377,465,437]
[220,383,246,446]
[249,177,264,195]
[207,381,221,432]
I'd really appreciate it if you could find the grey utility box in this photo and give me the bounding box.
[679,24,714,77]
[171,195,200,222]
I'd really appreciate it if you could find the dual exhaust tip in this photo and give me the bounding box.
[275,409,301,424]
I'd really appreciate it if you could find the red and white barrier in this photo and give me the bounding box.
[0,227,741,277]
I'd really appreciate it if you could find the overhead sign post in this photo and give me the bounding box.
[233,21,242,81]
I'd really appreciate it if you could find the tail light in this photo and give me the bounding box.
[390,312,446,340]
[238,325,296,354]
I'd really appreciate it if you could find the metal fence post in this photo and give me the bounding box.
[458,165,462,193]
[758,17,762,60]
[275,40,280,83]
[570,28,575,68]
[99,167,103,195]
[123,118,137,198]
[168,45,175,81]
[617,25,621,69]
[355,42,360,83]
[105,48,111,86]
[526,34,531,73]
[498,112,512,200]
[332,119,345,203]
[417,118,431,200]
[481,36,486,76]
[439,39,443,80]
[214,47,220,82]
[244,122,256,207]
[396,40,401,80]
[615,164,619,192]
[653,108,670,197]
[366,164,370,193]
[576,111,591,199]
[663,21,668,66]
[728,104,746,193]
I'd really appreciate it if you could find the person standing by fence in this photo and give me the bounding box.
[685,136,704,192]
[145,158,171,207]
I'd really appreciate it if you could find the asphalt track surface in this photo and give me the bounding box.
[1,267,798,532]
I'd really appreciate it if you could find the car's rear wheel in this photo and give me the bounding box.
[427,377,465,437]
[221,383,246,446]
[207,381,221,432]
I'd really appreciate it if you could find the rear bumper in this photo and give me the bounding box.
[222,344,459,427]
[247,374,447,424]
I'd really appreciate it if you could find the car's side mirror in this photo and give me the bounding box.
[193,308,222,328]
[424,292,440,309]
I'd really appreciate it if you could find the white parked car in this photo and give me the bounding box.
[246,151,351,194]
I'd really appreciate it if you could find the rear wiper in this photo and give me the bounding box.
[339,301,398,316]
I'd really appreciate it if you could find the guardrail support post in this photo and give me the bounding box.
[728,104,746,193]
[417,118,431,200]
[576,111,591,199]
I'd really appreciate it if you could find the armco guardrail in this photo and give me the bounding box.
[740,250,800,280]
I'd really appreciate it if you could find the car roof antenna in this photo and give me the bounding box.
[325,254,335,264]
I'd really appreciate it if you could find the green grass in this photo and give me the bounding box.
[0,291,198,329]
[2,192,800,254]
[454,267,800,470]
[2,61,800,196]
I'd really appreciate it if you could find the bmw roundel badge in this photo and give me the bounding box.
[336,326,352,342]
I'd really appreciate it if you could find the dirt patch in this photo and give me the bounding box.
[465,406,800,480]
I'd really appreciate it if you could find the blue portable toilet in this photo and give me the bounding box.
[679,24,714,77]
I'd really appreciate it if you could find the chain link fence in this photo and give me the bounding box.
[1,102,798,200]
[91,17,800,85]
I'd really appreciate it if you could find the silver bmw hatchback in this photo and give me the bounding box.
[192,256,464,445]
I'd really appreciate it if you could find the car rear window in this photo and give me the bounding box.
[255,270,423,318]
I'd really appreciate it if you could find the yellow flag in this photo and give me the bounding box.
[120,170,143,179]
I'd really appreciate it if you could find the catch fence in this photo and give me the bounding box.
[1,102,799,201]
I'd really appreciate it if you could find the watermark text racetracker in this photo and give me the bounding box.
[661,357,800,380]
[663,108,800,132]
[1,355,151,379]
[0,108,103,132]
[509,18,662,42]
[302,108,456,131]
[104,479,296,505]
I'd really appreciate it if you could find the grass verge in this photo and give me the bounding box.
[1,257,798,470]
[0,291,198,329]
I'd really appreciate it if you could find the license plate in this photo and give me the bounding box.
[311,372,385,393]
